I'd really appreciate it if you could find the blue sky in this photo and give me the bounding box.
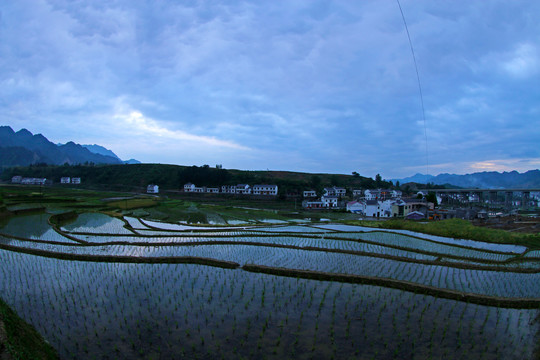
[1,1,539,179]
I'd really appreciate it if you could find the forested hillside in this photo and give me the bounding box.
[0,163,395,195]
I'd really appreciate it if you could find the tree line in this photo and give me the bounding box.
[1,163,406,195]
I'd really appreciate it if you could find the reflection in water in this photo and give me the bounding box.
[0,235,11,245]
[0,213,52,239]
[62,213,134,234]
[62,213,117,231]
[0,251,537,360]
[0,213,539,359]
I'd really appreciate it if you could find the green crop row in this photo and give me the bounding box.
[343,219,540,249]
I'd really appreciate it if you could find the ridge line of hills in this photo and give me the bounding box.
[392,170,540,190]
[0,126,139,167]
[1,125,539,189]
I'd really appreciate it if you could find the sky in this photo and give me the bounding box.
[1,1,539,179]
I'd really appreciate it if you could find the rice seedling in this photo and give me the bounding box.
[0,213,538,359]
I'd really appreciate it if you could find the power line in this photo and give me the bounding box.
[396,0,429,176]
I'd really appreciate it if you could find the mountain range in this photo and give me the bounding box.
[0,126,138,167]
[1,125,538,189]
[393,170,540,189]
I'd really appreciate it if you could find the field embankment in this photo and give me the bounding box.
[0,297,58,359]
[343,218,540,249]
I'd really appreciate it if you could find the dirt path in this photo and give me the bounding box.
[473,216,540,233]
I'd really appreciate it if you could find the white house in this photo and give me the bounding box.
[352,189,363,197]
[61,177,71,184]
[303,190,317,198]
[365,189,399,201]
[321,195,339,208]
[364,200,381,217]
[252,185,278,196]
[380,199,398,218]
[21,178,47,185]
[221,185,237,194]
[302,200,324,209]
[347,201,364,213]
[364,189,379,200]
[72,177,81,184]
[11,176,22,184]
[236,184,252,195]
[147,184,159,194]
[324,187,346,197]
[184,183,219,193]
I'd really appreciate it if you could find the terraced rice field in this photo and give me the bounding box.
[0,211,539,359]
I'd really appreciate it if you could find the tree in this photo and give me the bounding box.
[404,184,411,196]
[352,171,360,178]
[310,175,321,188]
[375,174,382,187]
[426,192,438,206]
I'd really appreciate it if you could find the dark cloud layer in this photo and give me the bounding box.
[1,0,539,177]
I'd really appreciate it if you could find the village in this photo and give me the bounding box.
[7,175,437,219]
[303,186,432,219]
[10,174,539,222]
[180,182,434,220]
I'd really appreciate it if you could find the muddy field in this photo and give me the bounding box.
[473,216,540,234]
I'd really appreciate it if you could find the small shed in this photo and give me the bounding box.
[406,211,425,220]
[347,201,364,213]
[147,184,159,194]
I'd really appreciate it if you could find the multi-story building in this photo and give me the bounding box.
[324,187,346,197]
[252,185,278,196]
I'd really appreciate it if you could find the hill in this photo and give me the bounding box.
[81,144,120,159]
[393,170,540,189]
[0,163,395,195]
[81,145,141,164]
[0,126,122,167]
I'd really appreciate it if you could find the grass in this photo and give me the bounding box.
[3,184,539,247]
[0,297,58,359]
[341,218,540,249]
[1,185,539,358]
[106,198,158,210]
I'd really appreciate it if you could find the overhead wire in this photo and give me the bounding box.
[396,0,429,176]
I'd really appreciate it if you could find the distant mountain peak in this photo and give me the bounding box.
[0,125,15,135]
[0,125,124,167]
[393,169,540,189]
[82,144,120,160]
[16,128,33,137]
[123,158,141,164]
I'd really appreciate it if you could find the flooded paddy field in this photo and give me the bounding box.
[0,211,539,359]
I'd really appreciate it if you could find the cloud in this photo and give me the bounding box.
[398,158,540,178]
[501,43,539,78]
[469,159,540,172]
[1,1,539,178]
[112,106,249,151]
